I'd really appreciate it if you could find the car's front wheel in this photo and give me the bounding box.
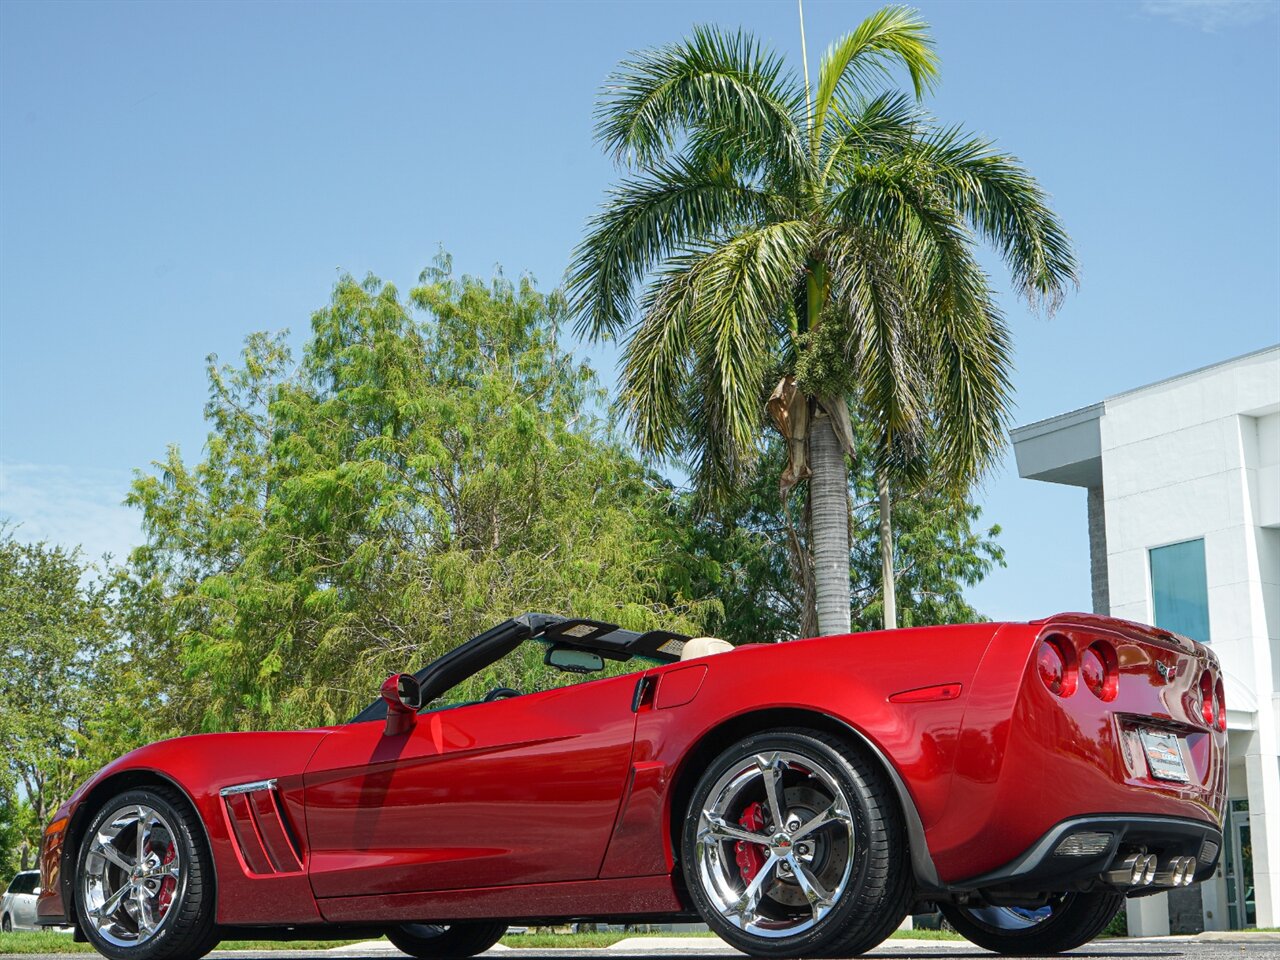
[386,922,507,958]
[680,729,911,957]
[75,787,219,960]
[939,892,1125,954]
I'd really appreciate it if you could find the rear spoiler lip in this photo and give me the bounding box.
[1032,612,1210,661]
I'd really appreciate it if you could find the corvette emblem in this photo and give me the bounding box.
[1155,660,1174,681]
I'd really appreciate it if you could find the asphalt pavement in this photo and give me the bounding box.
[10,932,1280,960]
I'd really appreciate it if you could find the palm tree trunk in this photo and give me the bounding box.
[809,411,850,636]
[877,469,897,629]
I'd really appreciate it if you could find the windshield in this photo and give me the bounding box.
[426,636,660,710]
[349,613,686,724]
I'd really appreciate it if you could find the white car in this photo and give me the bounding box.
[1,870,41,932]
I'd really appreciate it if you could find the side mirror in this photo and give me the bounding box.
[381,673,421,736]
[544,644,605,675]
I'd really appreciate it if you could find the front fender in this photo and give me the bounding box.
[48,730,333,927]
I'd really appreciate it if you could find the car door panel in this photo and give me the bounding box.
[17,891,35,928]
[303,672,639,900]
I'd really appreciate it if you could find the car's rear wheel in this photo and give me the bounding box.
[680,729,911,957]
[2,914,12,933]
[75,787,219,960]
[386,922,507,958]
[939,891,1125,954]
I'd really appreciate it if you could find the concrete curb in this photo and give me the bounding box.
[603,938,732,952]
[1194,931,1280,942]
[324,930,1280,954]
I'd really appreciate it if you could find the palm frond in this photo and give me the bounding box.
[686,221,813,459]
[567,156,773,338]
[913,127,1078,312]
[619,222,811,497]
[682,352,758,508]
[926,289,1014,485]
[820,91,923,185]
[596,25,805,174]
[617,258,701,457]
[827,161,1011,484]
[823,228,925,451]
[811,6,938,153]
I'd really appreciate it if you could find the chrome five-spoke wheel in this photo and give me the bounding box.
[82,804,183,947]
[695,750,854,937]
[681,730,911,958]
[75,787,218,960]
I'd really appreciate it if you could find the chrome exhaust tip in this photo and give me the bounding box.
[1104,853,1142,885]
[1179,856,1197,885]
[1104,853,1160,886]
[1142,853,1158,885]
[1155,856,1197,886]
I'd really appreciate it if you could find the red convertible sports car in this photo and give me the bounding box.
[39,612,1227,959]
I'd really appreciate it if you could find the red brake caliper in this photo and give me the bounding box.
[734,801,767,885]
[156,842,177,915]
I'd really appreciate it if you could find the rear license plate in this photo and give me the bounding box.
[1140,729,1190,782]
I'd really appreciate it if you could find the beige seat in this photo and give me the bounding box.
[681,636,734,661]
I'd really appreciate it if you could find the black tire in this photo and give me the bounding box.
[74,787,219,960]
[386,922,507,958]
[2,914,12,933]
[680,729,911,958]
[939,892,1125,954]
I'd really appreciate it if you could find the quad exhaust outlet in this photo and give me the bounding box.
[1104,853,1157,886]
[1104,853,1196,887]
[1154,856,1198,887]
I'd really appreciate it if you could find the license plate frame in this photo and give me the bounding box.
[1139,728,1190,783]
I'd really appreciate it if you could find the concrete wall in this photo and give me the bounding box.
[1013,346,1280,934]
[1096,347,1280,931]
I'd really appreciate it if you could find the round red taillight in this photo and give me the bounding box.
[1199,671,1216,727]
[1037,637,1076,697]
[1082,642,1118,701]
[1215,678,1227,732]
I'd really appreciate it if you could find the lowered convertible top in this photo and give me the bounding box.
[350,613,690,723]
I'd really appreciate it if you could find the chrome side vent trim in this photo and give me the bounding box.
[220,779,303,875]
[220,779,277,796]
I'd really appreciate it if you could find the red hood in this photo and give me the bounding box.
[61,728,332,819]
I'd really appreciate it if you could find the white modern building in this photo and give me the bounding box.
[1010,345,1280,934]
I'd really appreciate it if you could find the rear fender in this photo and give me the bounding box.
[605,625,1002,890]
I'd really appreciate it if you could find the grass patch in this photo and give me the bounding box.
[501,932,720,949]
[0,932,365,954]
[1,926,963,954]
[220,942,364,952]
[0,933,92,954]
[502,934,629,949]
[889,929,963,941]
[499,929,961,948]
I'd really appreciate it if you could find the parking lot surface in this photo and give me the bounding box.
[9,932,1280,960]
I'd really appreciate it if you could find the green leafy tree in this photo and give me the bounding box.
[0,791,34,879]
[678,435,1003,645]
[569,6,1073,637]
[847,456,1004,631]
[0,529,117,871]
[125,260,715,735]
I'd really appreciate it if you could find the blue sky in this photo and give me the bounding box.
[1,0,1277,621]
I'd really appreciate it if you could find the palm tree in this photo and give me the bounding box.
[569,6,1075,637]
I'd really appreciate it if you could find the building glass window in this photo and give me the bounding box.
[1149,538,1210,643]
[1225,799,1255,929]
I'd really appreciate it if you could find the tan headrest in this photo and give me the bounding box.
[681,636,734,661]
